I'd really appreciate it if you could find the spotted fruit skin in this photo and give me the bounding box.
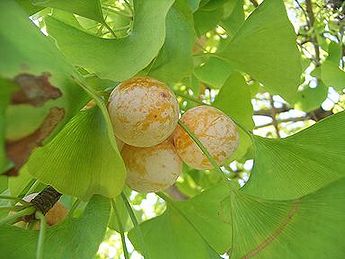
[173,105,239,170]
[121,140,182,192]
[108,77,179,147]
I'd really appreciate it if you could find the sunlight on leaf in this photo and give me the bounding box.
[27,107,126,200]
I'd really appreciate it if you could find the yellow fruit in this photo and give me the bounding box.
[121,140,182,192]
[108,77,179,147]
[13,193,68,229]
[173,105,239,170]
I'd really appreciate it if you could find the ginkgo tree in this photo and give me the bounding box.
[0,0,345,258]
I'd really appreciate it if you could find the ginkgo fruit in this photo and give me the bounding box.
[173,105,239,170]
[108,76,179,147]
[121,139,182,192]
[13,193,68,229]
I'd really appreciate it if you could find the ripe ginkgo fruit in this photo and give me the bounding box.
[108,76,179,147]
[173,105,239,170]
[121,140,182,192]
[13,193,68,229]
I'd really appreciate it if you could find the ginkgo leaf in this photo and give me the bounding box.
[229,178,345,258]
[193,0,227,35]
[128,185,231,258]
[27,107,126,200]
[220,0,244,36]
[130,177,345,258]
[320,43,345,91]
[0,0,89,174]
[0,195,111,259]
[147,0,195,84]
[213,72,254,161]
[45,0,174,81]
[213,72,254,130]
[294,81,328,112]
[33,0,104,23]
[193,57,233,89]
[0,0,87,120]
[219,0,301,102]
[0,79,16,173]
[242,111,345,200]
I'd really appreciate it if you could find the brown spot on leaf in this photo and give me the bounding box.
[11,73,62,106]
[5,107,65,176]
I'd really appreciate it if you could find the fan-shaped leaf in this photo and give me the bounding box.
[27,107,126,200]
[219,0,301,102]
[33,0,104,23]
[147,0,195,83]
[45,0,174,81]
[230,178,345,258]
[0,0,89,174]
[129,186,231,257]
[243,111,345,200]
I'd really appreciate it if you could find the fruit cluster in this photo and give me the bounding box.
[108,77,239,193]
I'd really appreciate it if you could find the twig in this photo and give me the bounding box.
[269,96,281,138]
[254,116,309,129]
[305,0,321,65]
[294,0,311,27]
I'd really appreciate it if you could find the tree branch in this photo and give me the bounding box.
[305,0,321,65]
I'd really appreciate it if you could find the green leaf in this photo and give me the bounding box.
[321,61,345,91]
[174,185,232,253]
[294,81,328,112]
[33,0,104,23]
[219,0,301,102]
[320,43,345,91]
[15,0,44,16]
[0,0,88,139]
[27,107,126,200]
[0,79,16,173]
[128,195,223,259]
[187,0,201,12]
[8,166,33,197]
[45,0,174,81]
[213,72,254,130]
[193,0,226,35]
[213,72,254,161]
[193,57,233,88]
[0,195,111,259]
[242,111,345,199]
[147,0,195,83]
[229,178,345,258]
[220,0,244,36]
[0,175,7,193]
[108,194,133,232]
